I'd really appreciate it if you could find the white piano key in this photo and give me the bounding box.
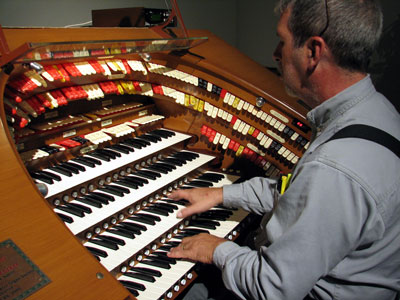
[65,152,215,235]
[43,131,192,198]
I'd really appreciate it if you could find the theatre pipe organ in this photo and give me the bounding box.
[0,24,311,300]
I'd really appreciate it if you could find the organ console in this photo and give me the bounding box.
[0,6,311,299]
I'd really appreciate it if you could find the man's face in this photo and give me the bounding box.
[273,9,307,100]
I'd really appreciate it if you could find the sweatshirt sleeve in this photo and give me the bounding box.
[222,176,278,215]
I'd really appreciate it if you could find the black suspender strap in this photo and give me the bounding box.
[327,124,400,159]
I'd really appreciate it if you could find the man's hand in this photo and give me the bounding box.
[167,233,226,264]
[169,187,223,219]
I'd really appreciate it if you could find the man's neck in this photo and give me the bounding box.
[316,67,367,103]
[309,66,367,107]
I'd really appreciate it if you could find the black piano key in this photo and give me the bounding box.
[175,151,199,161]
[143,206,169,216]
[171,153,192,162]
[115,180,139,189]
[199,172,225,181]
[155,162,176,170]
[70,158,96,170]
[197,213,228,221]
[180,186,194,190]
[127,139,146,148]
[174,232,198,238]
[75,197,103,208]
[125,288,139,297]
[30,172,53,184]
[121,138,146,148]
[141,169,161,178]
[187,180,213,187]
[119,280,146,291]
[90,238,119,250]
[209,208,233,216]
[84,194,108,205]
[182,228,210,235]
[125,176,148,185]
[132,137,151,146]
[195,218,220,226]
[200,209,232,217]
[90,191,115,202]
[152,203,176,212]
[150,129,175,138]
[128,215,155,226]
[138,134,161,143]
[107,144,132,154]
[87,152,111,162]
[119,140,141,149]
[141,259,171,269]
[39,170,62,181]
[56,212,74,223]
[49,166,73,177]
[148,129,168,138]
[135,170,158,180]
[85,246,108,258]
[158,244,173,251]
[150,252,176,264]
[131,266,162,277]
[66,202,92,214]
[160,157,185,166]
[122,221,147,232]
[171,152,194,161]
[156,202,179,210]
[197,173,220,183]
[174,234,188,240]
[160,198,189,206]
[127,138,149,147]
[79,156,102,166]
[107,228,135,239]
[135,213,161,222]
[56,205,85,217]
[149,203,174,213]
[117,224,142,235]
[97,235,126,246]
[59,162,81,174]
[124,271,155,283]
[188,220,216,230]
[58,163,80,174]
[165,241,181,247]
[98,186,124,197]
[71,157,96,168]
[147,132,165,140]
[106,184,131,194]
[62,161,86,172]
[145,165,169,174]
[99,148,122,158]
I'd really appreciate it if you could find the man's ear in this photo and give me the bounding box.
[306,36,325,74]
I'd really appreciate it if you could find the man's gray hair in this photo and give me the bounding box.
[275,0,383,72]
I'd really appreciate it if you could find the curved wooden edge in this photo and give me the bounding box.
[0,70,134,300]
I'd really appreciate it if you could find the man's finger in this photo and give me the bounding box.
[176,206,197,219]
[169,189,188,200]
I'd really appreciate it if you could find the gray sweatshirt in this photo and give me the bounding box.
[214,76,400,300]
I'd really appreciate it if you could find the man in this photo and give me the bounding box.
[168,0,400,299]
